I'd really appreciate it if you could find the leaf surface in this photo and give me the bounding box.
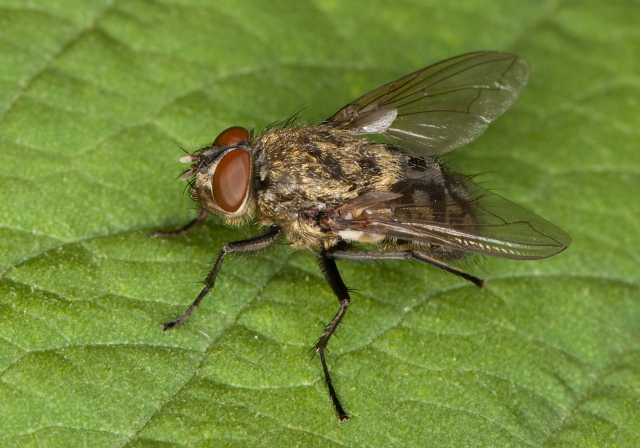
[1,0,638,447]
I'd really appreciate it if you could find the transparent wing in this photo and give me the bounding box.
[324,51,529,155]
[330,179,571,260]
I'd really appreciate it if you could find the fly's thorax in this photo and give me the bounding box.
[252,126,403,248]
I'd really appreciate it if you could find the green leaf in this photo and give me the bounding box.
[1,0,638,447]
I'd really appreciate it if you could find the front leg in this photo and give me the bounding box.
[161,224,281,331]
[152,208,208,238]
[316,248,352,421]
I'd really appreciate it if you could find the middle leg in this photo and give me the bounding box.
[316,251,352,421]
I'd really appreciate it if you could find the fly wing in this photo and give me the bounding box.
[330,179,571,260]
[324,52,529,155]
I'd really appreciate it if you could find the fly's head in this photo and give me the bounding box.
[181,126,256,225]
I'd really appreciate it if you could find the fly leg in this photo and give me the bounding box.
[316,249,352,421]
[161,224,281,331]
[412,251,484,287]
[152,208,208,237]
[326,249,484,287]
[314,245,483,421]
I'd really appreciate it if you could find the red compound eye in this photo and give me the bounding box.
[212,149,251,213]
[213,126,250,147]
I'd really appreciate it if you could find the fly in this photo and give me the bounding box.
[154,51,572,421]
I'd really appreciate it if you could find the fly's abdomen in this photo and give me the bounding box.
[390,154,476,227]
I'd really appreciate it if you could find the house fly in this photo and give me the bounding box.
[154,51,572,421]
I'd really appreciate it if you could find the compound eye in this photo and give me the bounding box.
[213,126,250,147]
[212,149,251,213]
